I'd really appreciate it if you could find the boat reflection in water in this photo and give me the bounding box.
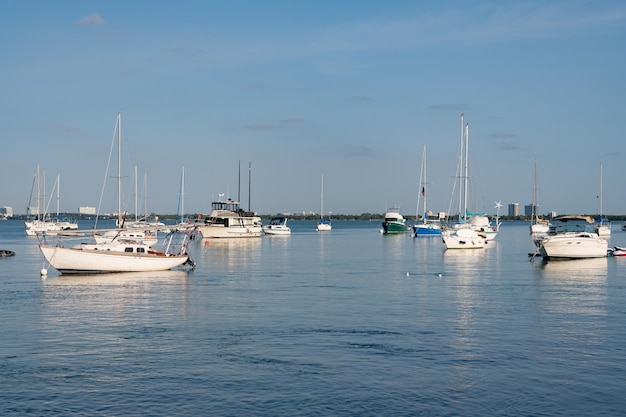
[41,269,191,285]
[539,257,608,280]
[536,257,608,317]
[200,237,262,270]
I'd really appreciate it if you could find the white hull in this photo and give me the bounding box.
[538,233,608,259]
[198,223,262,238]
[442,227,486,249]
[25,220,79,236]
[263,217,291,235]
[530,222,550,243]
[263,226,291,235]
[316,222,331,231]
[39,245,188,274]
[94,230,159,246]
[596,224,611,238]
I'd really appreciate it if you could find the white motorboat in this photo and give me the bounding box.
[263,216,291,235]
[197,199,262,238]
[538,215,608,259]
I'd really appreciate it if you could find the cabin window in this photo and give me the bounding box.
[137,247,145,253]
[124,247,134,253]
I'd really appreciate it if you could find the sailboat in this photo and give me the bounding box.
[316,174,332,231]
[25,168,78,236]
[412,145,441,236]
[39,112,194,274]
[529,159,550,245]
[595,163,611,237]
[441,114,486,249]
[124,170,169,233]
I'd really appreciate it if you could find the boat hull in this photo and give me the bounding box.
[39,245,188,274]
[412,224,441,236]
[382,221,408,234]
[442,228,485,249]
[316,222,332,232]
[538,234,608,259]
[198,224,262,238]
[263,226,291,235]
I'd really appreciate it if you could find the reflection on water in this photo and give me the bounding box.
[539,257,608,280]
[42,269,190,286]
[536,257,608,317]
[198,237,262,270]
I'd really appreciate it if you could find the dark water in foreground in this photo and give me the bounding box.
[1,220,626,416]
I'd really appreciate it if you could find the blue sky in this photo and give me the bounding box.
[2,1,625,217]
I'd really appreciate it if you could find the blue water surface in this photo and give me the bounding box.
[1,219,626,416]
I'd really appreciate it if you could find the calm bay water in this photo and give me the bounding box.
[2,219,626,416]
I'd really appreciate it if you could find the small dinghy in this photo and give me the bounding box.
[0,249,15,257]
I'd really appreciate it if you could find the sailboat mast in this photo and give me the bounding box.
[56,174,60,217]
[463,122,469,222]
[458,114,464,220]
[423,145,427,220]
[531,159,537,222]
[117,112,122,226]
[180,166,185,223]
[599,163,603,218]
[248,161,251,212]
[320,175,324,220]
[134,166,138,222]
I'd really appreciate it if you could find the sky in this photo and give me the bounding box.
[2,1,625,217]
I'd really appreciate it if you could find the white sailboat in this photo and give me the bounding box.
[595,163,611,237]
[412,145,441,236]
[442,114,486,249]
[529,159,550,245]
[316,175,332,231]
[25,168,78,236]
[39,112,194,274]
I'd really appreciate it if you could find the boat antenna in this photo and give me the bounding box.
[237,160,241,204]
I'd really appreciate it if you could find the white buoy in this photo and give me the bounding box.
[406,272,410,276]
[40,268,48,276]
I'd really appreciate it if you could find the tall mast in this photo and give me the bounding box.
[134,165,138,222]
[599,163,603,218]
[458,114,464,219]
[423,145,427,220]
[248,161,252,212]
[463,123,469,220]
[117,112,122,227]
[181,167,185,223]
[320,175,324,220]
[56,174,60,217]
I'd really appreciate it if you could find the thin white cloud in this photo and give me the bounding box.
[74,13,105,27]
[200,3,626,65]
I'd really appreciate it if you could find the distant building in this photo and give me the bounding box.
[508,203,519,217]
[524,204,539,216]
[79,206,97,215]
[0,206,13,217]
